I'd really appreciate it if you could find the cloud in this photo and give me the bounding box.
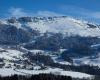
[8,6,100,19]
[7,7,64,18]
[37,11,64,17]
[8,7,28,17]
[60,5,100,20]
[6,7,100,23]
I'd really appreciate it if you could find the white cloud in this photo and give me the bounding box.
[37,11,64,17]
[9,7,28,17]
[60,5,100,20]
[8,7,64,18]
[7,7,100,23]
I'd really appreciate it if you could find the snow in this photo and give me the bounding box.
[51,55,72,65]
[60,70,93,79]
[0,20,7,25]
[30,49,44,54]
[15,68,94,79]
[73,55,100,67]
[0,16,100,37]
[1,16,100,37]
[4,16,99,37]
[0,16,99,79]
[33,66,41,70]
[0,49,24,60]
[91,44,100,48]
[0,68,24,76]
[0,48,26,68]
[27,17,100,37]
[59,49,67,53]
[56,61,71,65]
[0,68,93,79]
[10,22,22,29]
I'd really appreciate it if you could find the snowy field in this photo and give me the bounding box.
[0,68,93,79]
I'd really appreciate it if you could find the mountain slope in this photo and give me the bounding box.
[0,16,100,79]
[5,16,100,37]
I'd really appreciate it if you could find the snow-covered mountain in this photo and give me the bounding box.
[0,16,100,79]
[1,16,100,37]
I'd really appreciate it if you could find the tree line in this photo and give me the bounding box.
[0,74,72,80]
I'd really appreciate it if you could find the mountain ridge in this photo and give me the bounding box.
[0,16,100,37]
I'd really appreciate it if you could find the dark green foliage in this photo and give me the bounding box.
[61,36,100,49]
[7,17,16,23]
[35,33,62,51]
[0,74,72,80]
[70,44,95,56]
[73,78,91,80]
[0,24,31,44]
[60,51,73,63]
[18,17,32,22]
[24,33,62,51]
[24,34,100,56]
[93,75,100,80]
[87,23,97,28]
[26,52,54,65]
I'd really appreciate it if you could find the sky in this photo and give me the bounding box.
[0,0,100,23]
